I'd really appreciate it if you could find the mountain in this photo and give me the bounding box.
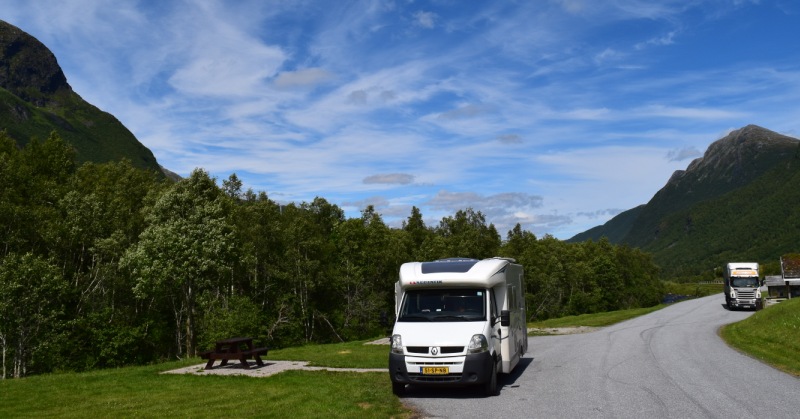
[569,125,800,277]
[0,20,163,174]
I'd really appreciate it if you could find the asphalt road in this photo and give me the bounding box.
[401,293,800,418]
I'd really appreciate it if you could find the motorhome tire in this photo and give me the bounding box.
[484,359,498,397]
[392,382,405,396]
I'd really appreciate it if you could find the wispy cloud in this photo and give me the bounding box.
[4,0,799,239]
[363,174,415,185]
[413,11,437,29]
[666,146,702,162]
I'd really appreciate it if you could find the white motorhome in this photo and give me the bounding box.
[724,262,762,310]
[389,257,527,396]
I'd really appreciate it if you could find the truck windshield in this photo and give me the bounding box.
[398,289,486,322]
[731,277,759,287]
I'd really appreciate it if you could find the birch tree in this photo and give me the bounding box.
[121,169,235,357]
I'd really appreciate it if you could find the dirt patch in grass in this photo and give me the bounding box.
[528,326,601,336]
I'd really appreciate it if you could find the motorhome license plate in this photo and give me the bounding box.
[421,367,449,375]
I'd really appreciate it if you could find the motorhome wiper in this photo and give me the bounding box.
[399,315,430,322]
[432,315,469,321]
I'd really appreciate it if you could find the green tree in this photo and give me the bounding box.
[330,206,403,340]
[0,253,67,378]
[402,206,433,260]
[433,208,501,259]
[121,169,236,357]
[230,192,289,343]
[53,160,165,370]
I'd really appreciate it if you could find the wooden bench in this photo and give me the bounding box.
[200,337,269,370]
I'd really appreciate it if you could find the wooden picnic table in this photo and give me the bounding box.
[199,337,269,370]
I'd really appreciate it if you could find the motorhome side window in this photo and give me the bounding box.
[398,289,486,321]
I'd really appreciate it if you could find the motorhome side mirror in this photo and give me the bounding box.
[500,310,510,327]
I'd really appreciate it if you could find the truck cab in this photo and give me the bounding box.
[724,262,762,310]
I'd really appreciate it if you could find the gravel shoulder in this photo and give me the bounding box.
[527,326,601,335]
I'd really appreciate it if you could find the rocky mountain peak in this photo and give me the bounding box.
[0,20,72,107]
[665,125,798,188]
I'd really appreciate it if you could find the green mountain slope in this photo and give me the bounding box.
[569,125,800,277]
[0,19,162,173]
[569,205,644,244]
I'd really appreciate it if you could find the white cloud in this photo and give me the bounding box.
[363,174,416,185]
[413,11,437,29]
[666,146,702,162]
[274,68,334,89]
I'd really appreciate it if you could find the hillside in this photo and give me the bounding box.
[569,205,643,244]
[569,125,800,277]
[0,20,162,173]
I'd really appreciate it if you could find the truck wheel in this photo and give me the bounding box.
[392,382,405,396]
[483,359,498,397]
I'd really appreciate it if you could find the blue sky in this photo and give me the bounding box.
[4,0,799,239]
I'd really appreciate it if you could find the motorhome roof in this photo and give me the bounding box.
[421,258,480,274]
[399,257,515,289]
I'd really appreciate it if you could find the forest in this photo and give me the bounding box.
[0,131,664,378]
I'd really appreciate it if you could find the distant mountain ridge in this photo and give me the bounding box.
[570,125,800,277]
[0,19,164,174]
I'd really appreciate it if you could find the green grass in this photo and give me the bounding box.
[527,304,668,332]
[720,297,800,376]
[269,339,389,368]
[0,340,413,418]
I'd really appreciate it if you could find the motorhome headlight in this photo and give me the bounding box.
[391,334,404,354]
[467,334,488,354]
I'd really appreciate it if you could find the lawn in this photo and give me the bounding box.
[0,340,414,418]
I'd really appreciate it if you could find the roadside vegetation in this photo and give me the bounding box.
[720,297,800,376]
[527,304,667,333]
[663,281,723,298]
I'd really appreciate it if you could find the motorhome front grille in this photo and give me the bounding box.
[407,361,462,366]
[409,374,462,383]
[405,346,465,354]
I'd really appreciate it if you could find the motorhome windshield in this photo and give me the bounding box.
[398,288,486,322]
[731,277,759,287]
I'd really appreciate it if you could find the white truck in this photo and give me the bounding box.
[388,257,527,396]
[723,262,762,310]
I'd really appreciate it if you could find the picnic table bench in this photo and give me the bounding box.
[199,337,269,370]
